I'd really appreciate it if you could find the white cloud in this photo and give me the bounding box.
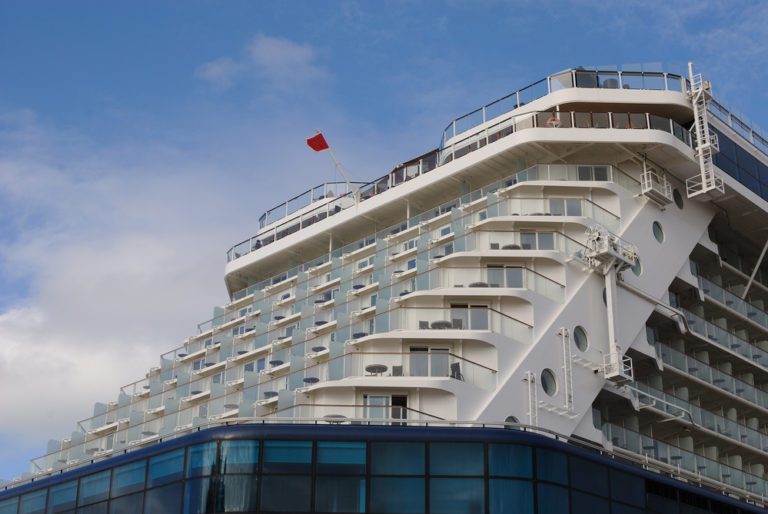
[195,34,328,90]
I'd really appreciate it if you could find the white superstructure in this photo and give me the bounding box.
[14,64,768,504]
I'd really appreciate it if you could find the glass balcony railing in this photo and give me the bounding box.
[680,307,766,367]
[634,382,768,453]
[604,423,768,497]
[709,98,768,157]
[654,342,768,410]
[258,182,365,230]
[271,403,445,424]
[443,66,687,144]
[697,275,768,329]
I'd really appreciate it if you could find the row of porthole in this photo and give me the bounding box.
[539,193,683,398]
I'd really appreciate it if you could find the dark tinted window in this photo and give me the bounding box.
[110,492,143,514]
[572,491,609,514]
[183,477,215,514]
[218,476,258,512]
[610,469,644,507]
[570,457,608,496]
[489,479,533,514]
[488,444,532,478]
[430,442,483,475]
[429,478,484,514]
[536,483,569,514]
[221,441,259,474]
[370,442,425,475]
[77,501,108,514]
[143,483,181,514]
[260,475,311,512]
[186,443,216,478]
[47,481,77,513]
[316,442,365,475]
[19,490,46,514]
[112,460,146,497]
[148,449,184,487]
[370,477,424,513]
[78,471,110,506]
[315,476,366,513]
[536,448,568,485]
[262,441,312,474]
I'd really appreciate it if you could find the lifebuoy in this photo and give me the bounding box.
[545,115,562,128]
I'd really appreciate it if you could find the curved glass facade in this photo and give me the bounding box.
[0,425,762,514]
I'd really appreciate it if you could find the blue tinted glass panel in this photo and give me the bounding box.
[148,449,184,487]
[430,478,484,514]
[488,444,532,478]
[572,491,609,514]
[143,483,181,514]
[315,476,366,513]
[48,480,77,513]
[537,483,569,514]
[183,477,215,514]
[110,492,143,514]
[370,478,424,514]
[536,448,568,485]
[260,475,310,512]
[78,471,110,506]
[0,498,18,514]
[263,441,312,473]
[218,476,258,512]
[221,441,259,474]
[570,457,608,496]
[20,490,46,514]
[489,479,533,514]
[317,442,366,475]
[370,442,424,475]
[112,460,146,497]
[610,469,645,507]
[186,443,217,477]
[430,443,483,475]
[77,501,108,514]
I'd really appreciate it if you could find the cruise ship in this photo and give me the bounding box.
[2,64,768,513]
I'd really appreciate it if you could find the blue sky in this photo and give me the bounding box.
[1,0,766,480]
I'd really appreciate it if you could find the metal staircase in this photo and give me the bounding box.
[686,62,724,199]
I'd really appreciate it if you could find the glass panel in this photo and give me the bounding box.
[186,443,217,478]
[77,501,107,514]
[112,460,146,497]
[317,442,366,474]
[20,490,46,514]
[469,308,488,330]
[148,449,185,487]
[429,478,484,514]
[370,442,425,475]
[487,267,504,288]
[610,469,645,507]
[430,349,450,377]
[260,475,311,512]
[110,492,143,514]
[520,233,536,250]
[565,199,582,216]
[48,481,77,513]
[505,268,523,288]
[0,498,18,514]
[611,503,644,514]
[143,483,181,514]
[183,477,215,514]
[488,444,532,477]
[570,457,608,496]
[537,483,569,513]
[221,441,259,474]
[536,448,568,485]
[315,476,366,513]
[549,199,565,216]
[370,477,424,514]
[538,232,554,250]
[409,349,428,377]
[489,479,534,514]
[262,441,312,474]
[430,442,483,475]
[572,491,609,514]
[218,475,258,513]
[78,471,110,506]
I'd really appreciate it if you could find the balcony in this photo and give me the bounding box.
[605,423,768,497]
[697,275,768,331]
[681,307,766,368]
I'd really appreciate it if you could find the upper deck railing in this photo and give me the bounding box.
[257,182,366,230]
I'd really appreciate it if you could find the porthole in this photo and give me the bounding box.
[541,369,557,396]
[631,257,642,276]
[652,221,664,243]
[673,189,684,209]
[573,326,589,352]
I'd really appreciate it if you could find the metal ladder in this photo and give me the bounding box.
[686,62,724,199]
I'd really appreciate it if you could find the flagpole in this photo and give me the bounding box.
[315,130,358,202]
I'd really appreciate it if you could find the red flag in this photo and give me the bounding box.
[307,133,329,152]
